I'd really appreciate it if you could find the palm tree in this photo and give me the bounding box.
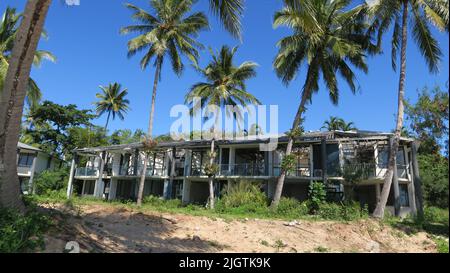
[208,0,244,39]
[0,0,52,210]
[94,83,130,131]
[322,116,357,131]
[121,0,209,206]
[0,7,56,108]
[370,0,448,218]
[185,45,260,209]
[270,0,373,208]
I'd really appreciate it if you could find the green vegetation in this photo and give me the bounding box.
[0,203,50,253]
[33,168,69,195]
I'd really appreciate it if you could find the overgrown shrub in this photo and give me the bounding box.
[318,201,368,221]
[308,181,326,213]
[143,195,182,209]
[0,208,50,252]
[423,206,449,224]
[216,182,268,214]
[274,197,309,217]
[34,168,69,195]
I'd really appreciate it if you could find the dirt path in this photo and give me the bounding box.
[39,203,438,253]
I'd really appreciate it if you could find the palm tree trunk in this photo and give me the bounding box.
[208,139,215,209]
[137,57,162,206]
[271,61,316,208]
[0,0,51,211]
[373,0,408,219]
[104,111,111,131]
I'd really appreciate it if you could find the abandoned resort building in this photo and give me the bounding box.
[66,130,423,217]
[17,142,63,194]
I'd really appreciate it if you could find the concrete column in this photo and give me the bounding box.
[184,150,192,176]
[267,179,275,199]
[164,148,176,199]
[411,141,424,219]
[94,152,106,198]
[182,178,191,204]
[109,178,117,201]
[28,153,38,194]
[309,145,314,179]
[267,150,273,176]
[321,138,327,183]
[66,156,77,198]
[229,147,235,174]
[390,138,401,216]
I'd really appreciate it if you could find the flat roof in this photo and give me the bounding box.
[73,130,415,154]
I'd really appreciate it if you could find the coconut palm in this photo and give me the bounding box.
[0,7,56,108]
[322,116,357,131]
[0,0,52,210]
[121,0,209,205]
[185,45,260,209]
[95,83,130,131]
[369,0,448,218]
[271,0,374,208]
[209,0,244,39]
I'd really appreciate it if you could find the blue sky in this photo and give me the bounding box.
[1,0,448,136]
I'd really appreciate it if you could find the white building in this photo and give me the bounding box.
[17,142,63,194]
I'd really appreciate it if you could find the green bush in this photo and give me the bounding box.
[274,197,309,217]
[34,168,69,195]
[424,206,449,224]
[143,195,182,209]
[308,181,326,213]
[318,201,368,221]
[0,208,50,252]
[216,182,268,214]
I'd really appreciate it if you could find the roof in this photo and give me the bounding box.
[17,142,42,152]
[73,130,415,154]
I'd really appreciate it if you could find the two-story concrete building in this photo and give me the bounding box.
[17,142,63,194]
[66,130,423,217]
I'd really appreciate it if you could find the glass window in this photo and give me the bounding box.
[18,153,34,167]
[400,184,409,207]
[326,144,340,176]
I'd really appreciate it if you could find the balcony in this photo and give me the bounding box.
[273,164,311,177]
[75,167,99,178]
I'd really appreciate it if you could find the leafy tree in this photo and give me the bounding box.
[405,85,449,156]
[370,0,449,218]
[185,45,260,209]
[22,101,95,157]
[418,154,449,208]
[271,0,373,208]
[66,126,109,153]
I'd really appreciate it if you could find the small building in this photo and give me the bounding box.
[66,130,423,217]
[17,142,63,194]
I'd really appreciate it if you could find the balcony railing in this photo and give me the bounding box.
[75,167,99,177]
[273,164,311,177]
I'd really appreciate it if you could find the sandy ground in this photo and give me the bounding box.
[39,203,438,253]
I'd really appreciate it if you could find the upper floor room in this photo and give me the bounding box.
[72,130,416,183]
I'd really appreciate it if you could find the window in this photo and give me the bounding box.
[400,184,409,207]
[18,153,34,167]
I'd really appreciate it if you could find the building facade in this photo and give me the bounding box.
[66,131,423,217]
[17,142,62,194]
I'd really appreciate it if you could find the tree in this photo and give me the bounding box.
[0,6,56,108]
[110,129,146,145]
[271,0,372,208]
[0,0,52,211]
[208,0,244,39]
[185,45,260,208]
[405,85,449,156]
[370,0,448,218]
[23,101,95,158]
[94,83,130,131]
[322,116,357,131]
[121,0,209,206]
